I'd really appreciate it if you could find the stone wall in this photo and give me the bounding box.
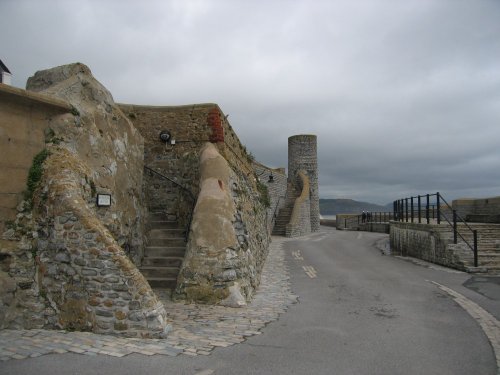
[35,149,169,337]
[176,143,270,305]
[336,214,361,230]
[359,223,390,234]
[453,197,500,223]
[286,171,312,237]
[121,103,273,304]
[253,162,287,233]
[118,103,214,228]
[0,63,170,337]
[390,222,461,268]
[288,135,319,232]
[118,103,258,229]
[0,84,72,233]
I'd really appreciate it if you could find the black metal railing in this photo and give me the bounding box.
[269,195,285,232]
[358,211,394,224]
[341,211,394,229]
[144,166,196,242]
[393,192,478,266]
[272,196,285,221]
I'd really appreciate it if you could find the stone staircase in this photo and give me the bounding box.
[139,211,187,290]
[448,223,500,274]
[272,184,299,236]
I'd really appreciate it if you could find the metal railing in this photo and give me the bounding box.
[358,211,394,224]
[144,166,196,242]
[341,211,394,229]
[393,192,478,267]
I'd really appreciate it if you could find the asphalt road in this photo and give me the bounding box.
[2,228,498,374]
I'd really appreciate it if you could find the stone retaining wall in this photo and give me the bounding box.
[35,149,169,337]
[390,221,459,268]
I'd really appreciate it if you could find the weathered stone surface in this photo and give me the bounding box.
[0,63,170,338]
[175,143,270,304]
[286,135,319,235]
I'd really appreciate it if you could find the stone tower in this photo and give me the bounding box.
[288,134,320,232]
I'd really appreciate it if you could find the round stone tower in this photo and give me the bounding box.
[288,134,319,232]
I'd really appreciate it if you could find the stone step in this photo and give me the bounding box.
[144,246,186,258]
[148,237,186,247]
[272,226,286,234]
[146,277,178,289]
[275,220,290,225]
[148,228,185,239]
[141,256,184,267]
[148,212,176,221]
[275,218,290,225]
[140,266,179,278]
[148,220,179,230]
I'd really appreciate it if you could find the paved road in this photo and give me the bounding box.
[2,227,499,374]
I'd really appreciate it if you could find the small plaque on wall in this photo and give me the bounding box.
[96,194,111,207]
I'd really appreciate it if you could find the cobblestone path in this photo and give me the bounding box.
[0,237,297,361]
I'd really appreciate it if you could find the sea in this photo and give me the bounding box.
[320,215,336,220]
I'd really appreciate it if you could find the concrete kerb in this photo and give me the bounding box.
[0,236,297,361]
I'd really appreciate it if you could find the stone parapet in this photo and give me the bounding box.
[390,221,462,269]
[453,196,500,223]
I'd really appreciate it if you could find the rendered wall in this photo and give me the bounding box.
[176,143,271,305]
[0,84,71,233]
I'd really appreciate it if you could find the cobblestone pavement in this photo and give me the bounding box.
[0,237,297,362]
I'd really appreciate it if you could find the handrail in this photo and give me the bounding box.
[272,195,285,221]
[144,166,196,242]
[393,192,478,267]
[269,195,285,233]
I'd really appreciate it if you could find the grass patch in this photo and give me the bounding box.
[256,180,270,208]
[24,149,50,208]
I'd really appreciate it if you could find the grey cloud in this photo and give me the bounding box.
[1,0,499,204]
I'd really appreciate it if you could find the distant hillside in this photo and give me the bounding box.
[320,199,392,215]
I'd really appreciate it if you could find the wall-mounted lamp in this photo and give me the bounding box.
[159,130,171,143]
[96,193,112,207]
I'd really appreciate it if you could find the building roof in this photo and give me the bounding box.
[0,59,11,74]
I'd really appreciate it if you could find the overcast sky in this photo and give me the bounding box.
[2,0,499,204]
